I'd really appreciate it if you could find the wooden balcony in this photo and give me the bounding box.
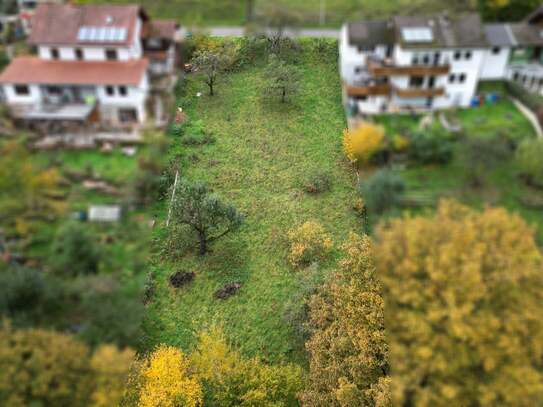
[393,86,445,98]
[368,60,450,77]
[345,83,391,97]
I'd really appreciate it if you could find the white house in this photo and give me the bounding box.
[340,7,543,115]
[0,3,178,127]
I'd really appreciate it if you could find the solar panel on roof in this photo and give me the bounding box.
[77,26,128,43]
[402,27,434,43]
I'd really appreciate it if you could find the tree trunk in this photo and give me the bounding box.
[198,232,207,255]
[281,87,286,103]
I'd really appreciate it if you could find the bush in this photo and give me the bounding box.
[343,123,386,167]
[463,136,510,187]
[516,138,543,187]
[391,133,410,153]
[358,169,405,214]
[287,221,333,268]
[0,264,64,326]
[303,172,331,194]
[408,128,453,165]
[50,222,101,276]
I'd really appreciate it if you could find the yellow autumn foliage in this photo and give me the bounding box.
[287,220,333,268]
[375,200,543,406]
[139,346,203,407]
[302,233,390,406]
[343,123,385,166]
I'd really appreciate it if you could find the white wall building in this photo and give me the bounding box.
[0,3,178,127]
[340,8,543,115]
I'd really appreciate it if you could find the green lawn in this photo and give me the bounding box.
[78,0,460,27]
[141,48,359,363]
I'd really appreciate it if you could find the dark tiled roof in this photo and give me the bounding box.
[141,20,178,40]
[510,23,543,46]
[0,57,149,85]
[28,4,147,47]
[347,20,393,47]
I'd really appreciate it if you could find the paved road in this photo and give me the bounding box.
[180,26,340,39]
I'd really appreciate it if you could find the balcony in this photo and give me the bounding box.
[345,82,391,97]
[10,102,97,121]
[367,58,450,77]
[393,86,445,98]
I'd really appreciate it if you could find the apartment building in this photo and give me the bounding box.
[0,3,178,127]
[340,6,543,114]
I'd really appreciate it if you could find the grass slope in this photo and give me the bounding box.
[142,51,358,363]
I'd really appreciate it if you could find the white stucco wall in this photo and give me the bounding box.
[480,47,511,80]
[2,84,41,104]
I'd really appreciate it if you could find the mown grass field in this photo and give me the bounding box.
[78,0,459,27]
[141,47,359,363]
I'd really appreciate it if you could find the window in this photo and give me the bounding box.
[118,108,138,123]
[14,85,29,95]
[459,73,466,83]
[354,67,362,74]
[539,78,543,87]
[357,95,368,101]
[106,85,115,96]
[47,86,62,95]
[118,86,127,96]
[409,76,424,88]
[105,49,117,61]
[513,72,519,81]
[492,46,500,55]
[412,56,419,65]
[51,48,59,60]
[449,74,456,83]
[422,54,430,65]
[357,46,364,52]
[465,51,472,60]
[454,51,461,60]
[75,48,83,60]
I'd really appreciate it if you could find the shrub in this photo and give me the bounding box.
[516,138,543,187]
[343,123,385,167]
[169,271,195,288]
[358,169,405,214]
[391,133,410,153]
[408,128,453,165]
[287,221,333,268]
[463,136,510,187]
[303,172,331,194]
[50,222,101,276]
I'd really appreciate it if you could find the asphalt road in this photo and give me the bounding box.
[180,26,340,39]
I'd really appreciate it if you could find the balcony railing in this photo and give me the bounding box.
[393,86,445,98]
[345,82,391,97]
[367,56,450,77]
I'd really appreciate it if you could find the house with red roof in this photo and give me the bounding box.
[0,3,179,126]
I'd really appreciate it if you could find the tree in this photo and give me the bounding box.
[170,179,243,255]
[263,54,301,103]
[90,345,135,407]
[343,123,385,167]
[463,136,510,187]
[245,0,256,22]
[301,233,390,406]
[408,127,453,165]
[374,200,543,406]
[478,0,539,21]
[0,141,65,238]
[138,346,203,407]
[258,3,302,54]
[191,49,228,96]
[0,324,134,407]
[191,327,303,406]
[50,222,101,276]
[358,169,405,215]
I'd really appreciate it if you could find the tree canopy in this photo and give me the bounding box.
[302,233,390,406]
[375,200,543,406]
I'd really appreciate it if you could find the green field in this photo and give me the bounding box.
[77,0,464,27]
[141,45,358,363]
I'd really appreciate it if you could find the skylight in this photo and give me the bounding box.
[77,26,127,43]
[401,27,434,43]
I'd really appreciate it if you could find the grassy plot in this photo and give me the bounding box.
[141,50,359,363]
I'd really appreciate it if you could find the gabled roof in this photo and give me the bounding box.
[509,22,543,46]
[28,3,148,47]
[347,13,488,49]
[347,20,394,48]
[141,19,178,40]
[0,57,149,85]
